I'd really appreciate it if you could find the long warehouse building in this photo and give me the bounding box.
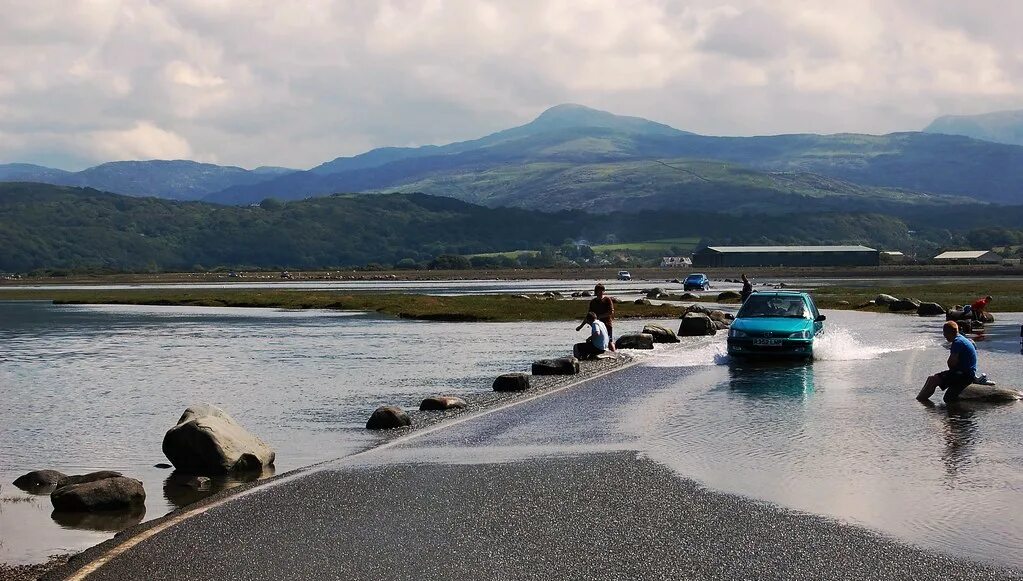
[692,245,880,267]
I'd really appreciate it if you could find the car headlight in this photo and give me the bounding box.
[729,329,747,338]
[789,330,811,339]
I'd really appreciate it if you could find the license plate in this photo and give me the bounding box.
[752,338,782,346]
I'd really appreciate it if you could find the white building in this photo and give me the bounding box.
[933,250,1003,264]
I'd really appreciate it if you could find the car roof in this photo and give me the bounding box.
[751,291,811,298]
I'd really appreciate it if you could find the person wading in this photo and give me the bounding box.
[917,321,979,404]
[740,273,753,303]
[582,283,616,352]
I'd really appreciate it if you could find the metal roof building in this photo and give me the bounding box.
[693,245,879,268]
[933,250,1003,264]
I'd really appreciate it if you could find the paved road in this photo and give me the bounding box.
[50,366,1023,581]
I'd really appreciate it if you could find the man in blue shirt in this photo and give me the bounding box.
[917,321,979,403]
[574,312,609,360]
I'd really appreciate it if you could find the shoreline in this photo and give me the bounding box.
[38,353,637,580]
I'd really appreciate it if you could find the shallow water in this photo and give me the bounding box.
[3,300,1023,567]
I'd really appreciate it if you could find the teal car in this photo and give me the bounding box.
[727,291,825,359]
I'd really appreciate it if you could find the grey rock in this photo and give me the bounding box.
[616,333,655,350]
[634,298,652,305]
[917,302,946,316]
[51,476,146,512]
[717,291,742,302]
[55,471,123,490]
[162,404,276,474]
[493,373,531,392]
[680,292,700,300]
[13,469,67,492]
[580,290,592,297]
[646,287,667,299]
[959,384,1022,403]
[642,324,680,343]
[531,357,580,376]
[419,396,468,411]
[366,406,411,430]
[874,294,899,306]
[888,298,921,312]
[679,312,717,336]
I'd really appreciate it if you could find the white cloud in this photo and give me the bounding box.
[0,0,1022,170]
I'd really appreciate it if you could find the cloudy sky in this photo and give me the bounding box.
[2,0,1021,170]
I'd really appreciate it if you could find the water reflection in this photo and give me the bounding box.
[726,361,815,400]
[51,507,145,532]
[162,467,275,510]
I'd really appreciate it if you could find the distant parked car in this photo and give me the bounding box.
[683,273,710,291]
[727,291,825,359]
[617,270,632,281]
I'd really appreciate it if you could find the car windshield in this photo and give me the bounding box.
[685,275,702,282]
[737,295,810,319]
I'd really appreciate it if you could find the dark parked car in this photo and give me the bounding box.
[683,273,710,291]
[727,291,826,359]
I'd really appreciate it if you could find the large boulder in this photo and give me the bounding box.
[615,333,655,350]
[366,406,411,429]
[56,471,123,490]
[51,476,145,512]
[958,384,1023,403]
[531,357,580,375]
[642,324,680,343]
[888,298,921,312]
[874,294,899,306]
[493,373,530,392]
[162,404,276,475]
[717,290,742,302]
[679,312,717,336]
[917,302,946,317]
[708,310,732,322]
[13,470,67,493]
[419,396,467,411]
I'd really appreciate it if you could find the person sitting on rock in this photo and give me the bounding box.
[585,283,616,352]
[969,295,993,321]
[574,312,609,360]
[917,321,978,404]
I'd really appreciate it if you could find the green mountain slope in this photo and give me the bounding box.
[207,105,1023,208]
[0,183,936,272]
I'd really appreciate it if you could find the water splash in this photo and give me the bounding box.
[812,325,925,361]
[637,338,730,367]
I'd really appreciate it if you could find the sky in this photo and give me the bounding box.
[2,0,1022,171]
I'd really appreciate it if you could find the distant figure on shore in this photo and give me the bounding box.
[574,312,609,360]
[585,283,616,352]
[740,273,753,303]
[966,295,993,321]
[917,321,978,404]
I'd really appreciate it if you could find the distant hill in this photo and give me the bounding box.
[0,160,295,201]
[0,182,936,272]
[206,105,1023,208]
[925,109,1023,147]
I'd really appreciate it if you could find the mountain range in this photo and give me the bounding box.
[3,104,1023,212]
[924,109,1023,147]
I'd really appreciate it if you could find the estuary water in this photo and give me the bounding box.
[2,296,1023,567]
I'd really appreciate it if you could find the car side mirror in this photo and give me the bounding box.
[816,314,827,322]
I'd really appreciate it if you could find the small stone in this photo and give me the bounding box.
[493,373,531,391]
[366,406,411,429]
[419,396,468,411]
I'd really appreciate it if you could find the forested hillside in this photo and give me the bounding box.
[0,183,942,272]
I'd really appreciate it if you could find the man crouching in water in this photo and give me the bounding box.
[574,312,609,360]
[917,321,978,404]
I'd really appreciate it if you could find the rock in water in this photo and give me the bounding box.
[958,384,1023,403]
[13,469,67,493]
[678,312,716,336]
[366,406,411,429]
[531,357,580,376]
[616,333,654,350]
[419,396,467,411]
[888,298,921,312]
[642,324,680,343]
[493,373,531,391]
[874,294,898,306]
[162,404,276,474]
[55,471,123,490]
[51,476,145,512]
[717,291,742,302]
[917,302,946,316]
